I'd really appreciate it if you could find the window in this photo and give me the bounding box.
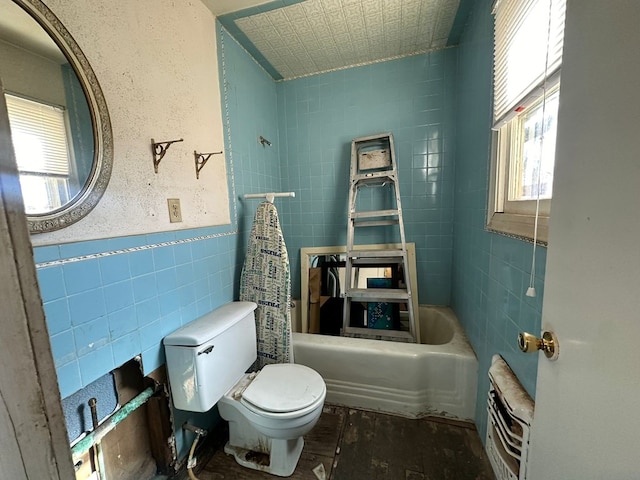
[488,0,566,242]
[5,93,73,214]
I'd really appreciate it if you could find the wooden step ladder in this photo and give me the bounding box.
[342,133,417,342]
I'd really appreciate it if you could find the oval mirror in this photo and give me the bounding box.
[0,0,112,233]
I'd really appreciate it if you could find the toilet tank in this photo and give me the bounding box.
[164,301,257,412]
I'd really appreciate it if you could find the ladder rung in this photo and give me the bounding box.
[348,249,405,258]
[351,209,399,219]
[353,171,397,182]
[343,326,414,341]
[345,288,409,302]
[354,176,397,187]
[353,219,400,227]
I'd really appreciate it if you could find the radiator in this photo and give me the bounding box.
[485,355,535,480]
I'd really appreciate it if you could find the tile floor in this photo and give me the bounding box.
[182,405,495,480]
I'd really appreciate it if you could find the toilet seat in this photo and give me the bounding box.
[240,392,325,420]
[240,364,326,419]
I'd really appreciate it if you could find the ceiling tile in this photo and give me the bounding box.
[303,1,324,16]
[232,0,460,80]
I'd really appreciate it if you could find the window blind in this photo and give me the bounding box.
[492,0,566,127]
[5,94,70,176]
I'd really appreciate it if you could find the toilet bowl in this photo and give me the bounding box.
[218,363,326,476]
[163,302,327,477]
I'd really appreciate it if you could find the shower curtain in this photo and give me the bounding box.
[239,201,293,368]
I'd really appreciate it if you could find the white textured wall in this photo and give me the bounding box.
[30,0,229,246]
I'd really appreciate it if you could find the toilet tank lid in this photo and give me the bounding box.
[163,301,257,347]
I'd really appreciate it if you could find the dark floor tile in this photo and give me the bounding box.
[190,406,494,480]
[304,405,346,458]
[406,471,425,480]
[332,409,377,480]
[419,418,494,480]
[371,412,427,474]
[333,410,494,480]
[199,449,333,480]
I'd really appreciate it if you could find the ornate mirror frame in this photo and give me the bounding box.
[14,0,113,233]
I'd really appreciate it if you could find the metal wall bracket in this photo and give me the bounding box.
[194,150,223,179]
[258,135,272,146]
[151,138,183,173]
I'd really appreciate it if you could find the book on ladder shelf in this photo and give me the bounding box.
[341,132,417,343]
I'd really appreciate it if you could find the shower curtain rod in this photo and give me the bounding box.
[243,192,295,203]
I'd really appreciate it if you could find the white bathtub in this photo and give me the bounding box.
[292,306,478,421]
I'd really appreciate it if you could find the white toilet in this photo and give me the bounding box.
[163,301,326,477]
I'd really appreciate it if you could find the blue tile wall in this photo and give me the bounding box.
[36,229,241,459]
[31,22,280,460]
[451,0,547,442]
[36,25,280,404]
[35,229,238,399]
[276,52,458,304]
[33,8,548,453]
[219,25,283,253]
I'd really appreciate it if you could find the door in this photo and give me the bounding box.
[527,1,640,478]
[0,80,75,477]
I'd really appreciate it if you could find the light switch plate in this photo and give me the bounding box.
[167,198,182,223]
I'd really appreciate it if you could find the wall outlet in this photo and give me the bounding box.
[167,198,182,223]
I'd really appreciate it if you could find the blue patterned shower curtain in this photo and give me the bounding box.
[239,201,293,368]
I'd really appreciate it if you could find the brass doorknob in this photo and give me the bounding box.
[518,331,559,360]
